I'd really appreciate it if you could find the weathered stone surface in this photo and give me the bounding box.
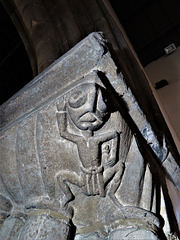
[162,153,180,192]
[109,228,158,240]
[19,214,71,240]
[0,216,26,240]
[75,232,104,240]
[0,33,105,129]
[0,33,179,239]
[75,229,159,240]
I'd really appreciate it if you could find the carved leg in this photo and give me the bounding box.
[56,170,84,206]
[104,162,124,194]
[104,162,125,217]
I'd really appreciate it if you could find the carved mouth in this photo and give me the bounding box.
[79,113,102,123]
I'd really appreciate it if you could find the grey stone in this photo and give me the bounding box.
[109,228,159,240]
[0,33,179,239]
[162,152,180,192]
[0,216,26,240]
[0,32,105,130]
[19,214,71,240]
[75,232,105,240]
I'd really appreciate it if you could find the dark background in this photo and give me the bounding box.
[1,0,180,105]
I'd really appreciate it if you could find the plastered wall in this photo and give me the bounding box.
[145,47,180,230]
[145,46,180,153]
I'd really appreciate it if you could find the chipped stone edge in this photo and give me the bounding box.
[0,32,106,131]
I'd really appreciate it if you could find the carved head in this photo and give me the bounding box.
[67,83,109,131]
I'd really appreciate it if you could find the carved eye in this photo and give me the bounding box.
[68,90,87,108]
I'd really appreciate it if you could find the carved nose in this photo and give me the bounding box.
[85,88,107,114]
[85,88,97,113]
[97,93,107,112]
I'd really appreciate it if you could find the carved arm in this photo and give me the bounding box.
[94,130,119,144]
[107,135,119,167]
[56,103,81,143]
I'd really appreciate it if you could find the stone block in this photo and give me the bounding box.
[0,32,179,239]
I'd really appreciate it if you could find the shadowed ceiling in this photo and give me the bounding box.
[110,0,180,66]
[1,0,180,105]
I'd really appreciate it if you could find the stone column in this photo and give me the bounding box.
[0,33,179,239]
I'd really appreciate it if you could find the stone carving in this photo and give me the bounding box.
[0,33,179,239]
[53,75,165,240]
[56,82,125,217]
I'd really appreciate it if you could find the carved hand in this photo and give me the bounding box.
[56,99,67,134]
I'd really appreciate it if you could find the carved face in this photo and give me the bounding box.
[68,83,109,131]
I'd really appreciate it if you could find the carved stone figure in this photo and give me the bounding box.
[0,33,179,240]
[56,83,125,217]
